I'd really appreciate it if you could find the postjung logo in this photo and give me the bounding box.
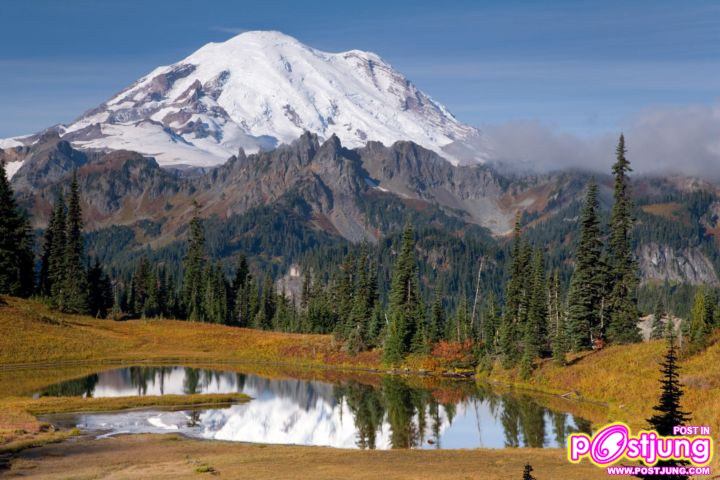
[568,423,713,467]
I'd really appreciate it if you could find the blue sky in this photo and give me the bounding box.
[1,0,719,139]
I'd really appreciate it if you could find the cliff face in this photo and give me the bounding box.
[637,243,719,285]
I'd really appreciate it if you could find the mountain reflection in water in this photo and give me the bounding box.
[38,367,591,449]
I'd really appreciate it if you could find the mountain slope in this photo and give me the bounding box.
[6,31,487,169]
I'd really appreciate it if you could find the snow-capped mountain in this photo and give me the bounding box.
[4,31,487,168]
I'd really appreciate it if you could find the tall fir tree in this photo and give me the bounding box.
[87,258,113,318]
[335,250,357,340]
[548,270,568,365]
[480,291,501,355]
[525,248,548,358]
[607,134,642,344]
[500,215,531,366]
[57,172,89,313]
[566,180,605,350]
[0,161,34,297]
[232,254,252,326]
[650,298,666,340]
[685,288,712,354]
[182,206,206,321]
[521,249,548,377]
[39,196,61,296]
[383,224,423,365]
[428,284,445,344]
[346,246,379,353]
[635,334,691,480]
[48,197,67,305]
[254,274,276,329]
[202,262,228,324]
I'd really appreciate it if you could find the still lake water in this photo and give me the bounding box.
[38,366,590,449]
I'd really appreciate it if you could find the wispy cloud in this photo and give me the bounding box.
[210,26,250,35]
[484,102,720,179]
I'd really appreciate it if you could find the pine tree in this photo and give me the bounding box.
[254,274,275,329]
[232,255,252,326]
[383,224,423,365]
[521,249,547,377]
[57,172,89,313]
[335,250,357,340]
[566,180,605,350]
[48,197,67,305]
[650,298,666,340]
[685,288,712,354]
[480,292,501,354]
[607,135,641,344]
[500,215,531,366]
[202,262,228,324]
[635,335,690,480]
[548,270,567,364]
[0,161,34,297]
[428,285,445,344]
[230,254,250,323]
[449,295,470,343]
[87,259,113,318]
[39,196,61,295]
[522,463,537,480]
[525,248,547,358]
[182,207,206,321]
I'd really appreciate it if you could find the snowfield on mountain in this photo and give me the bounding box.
[5,31,489,169]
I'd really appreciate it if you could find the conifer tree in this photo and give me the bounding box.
[525,248,547,358]
[272,288,293,331]
[202,262,228,324]
[480,292,501,354]
[428,285,445,344]
[39,196,62,296]
[635,335,690,480]
[450,295,470,343]
[335,250,357,340]
[607,135,642,344]
[48,197,67,304]
[547,270,567,364]
[0,161,34,297]
[254,274,276,329]
[566,180,605,350]
[233,255,252,326]
[87,258,113,318]
[383,224,423,364]
[57,172,89,313]
[500,215,530,366]
[144,267,160,317]
[182,207,206,321]
[650,298,666,340]
[685,288,712,354]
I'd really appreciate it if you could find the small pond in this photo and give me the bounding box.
[38,366,591,449]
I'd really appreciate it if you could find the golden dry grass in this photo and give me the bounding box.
[485,339,720,433]
[5,433,609,480]
[0,296,379,369]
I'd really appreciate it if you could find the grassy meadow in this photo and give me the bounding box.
[1,295,719,477]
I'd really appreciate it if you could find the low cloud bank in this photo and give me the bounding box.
[484,103,720,179]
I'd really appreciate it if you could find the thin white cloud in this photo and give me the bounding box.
[484,102,720,179]
[210,26,250,35]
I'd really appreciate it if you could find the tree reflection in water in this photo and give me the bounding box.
[40,374,99,397]
[39,367,589,450]
[335,377,577,450]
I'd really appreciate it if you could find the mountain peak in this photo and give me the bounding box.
[9,31,489,169]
